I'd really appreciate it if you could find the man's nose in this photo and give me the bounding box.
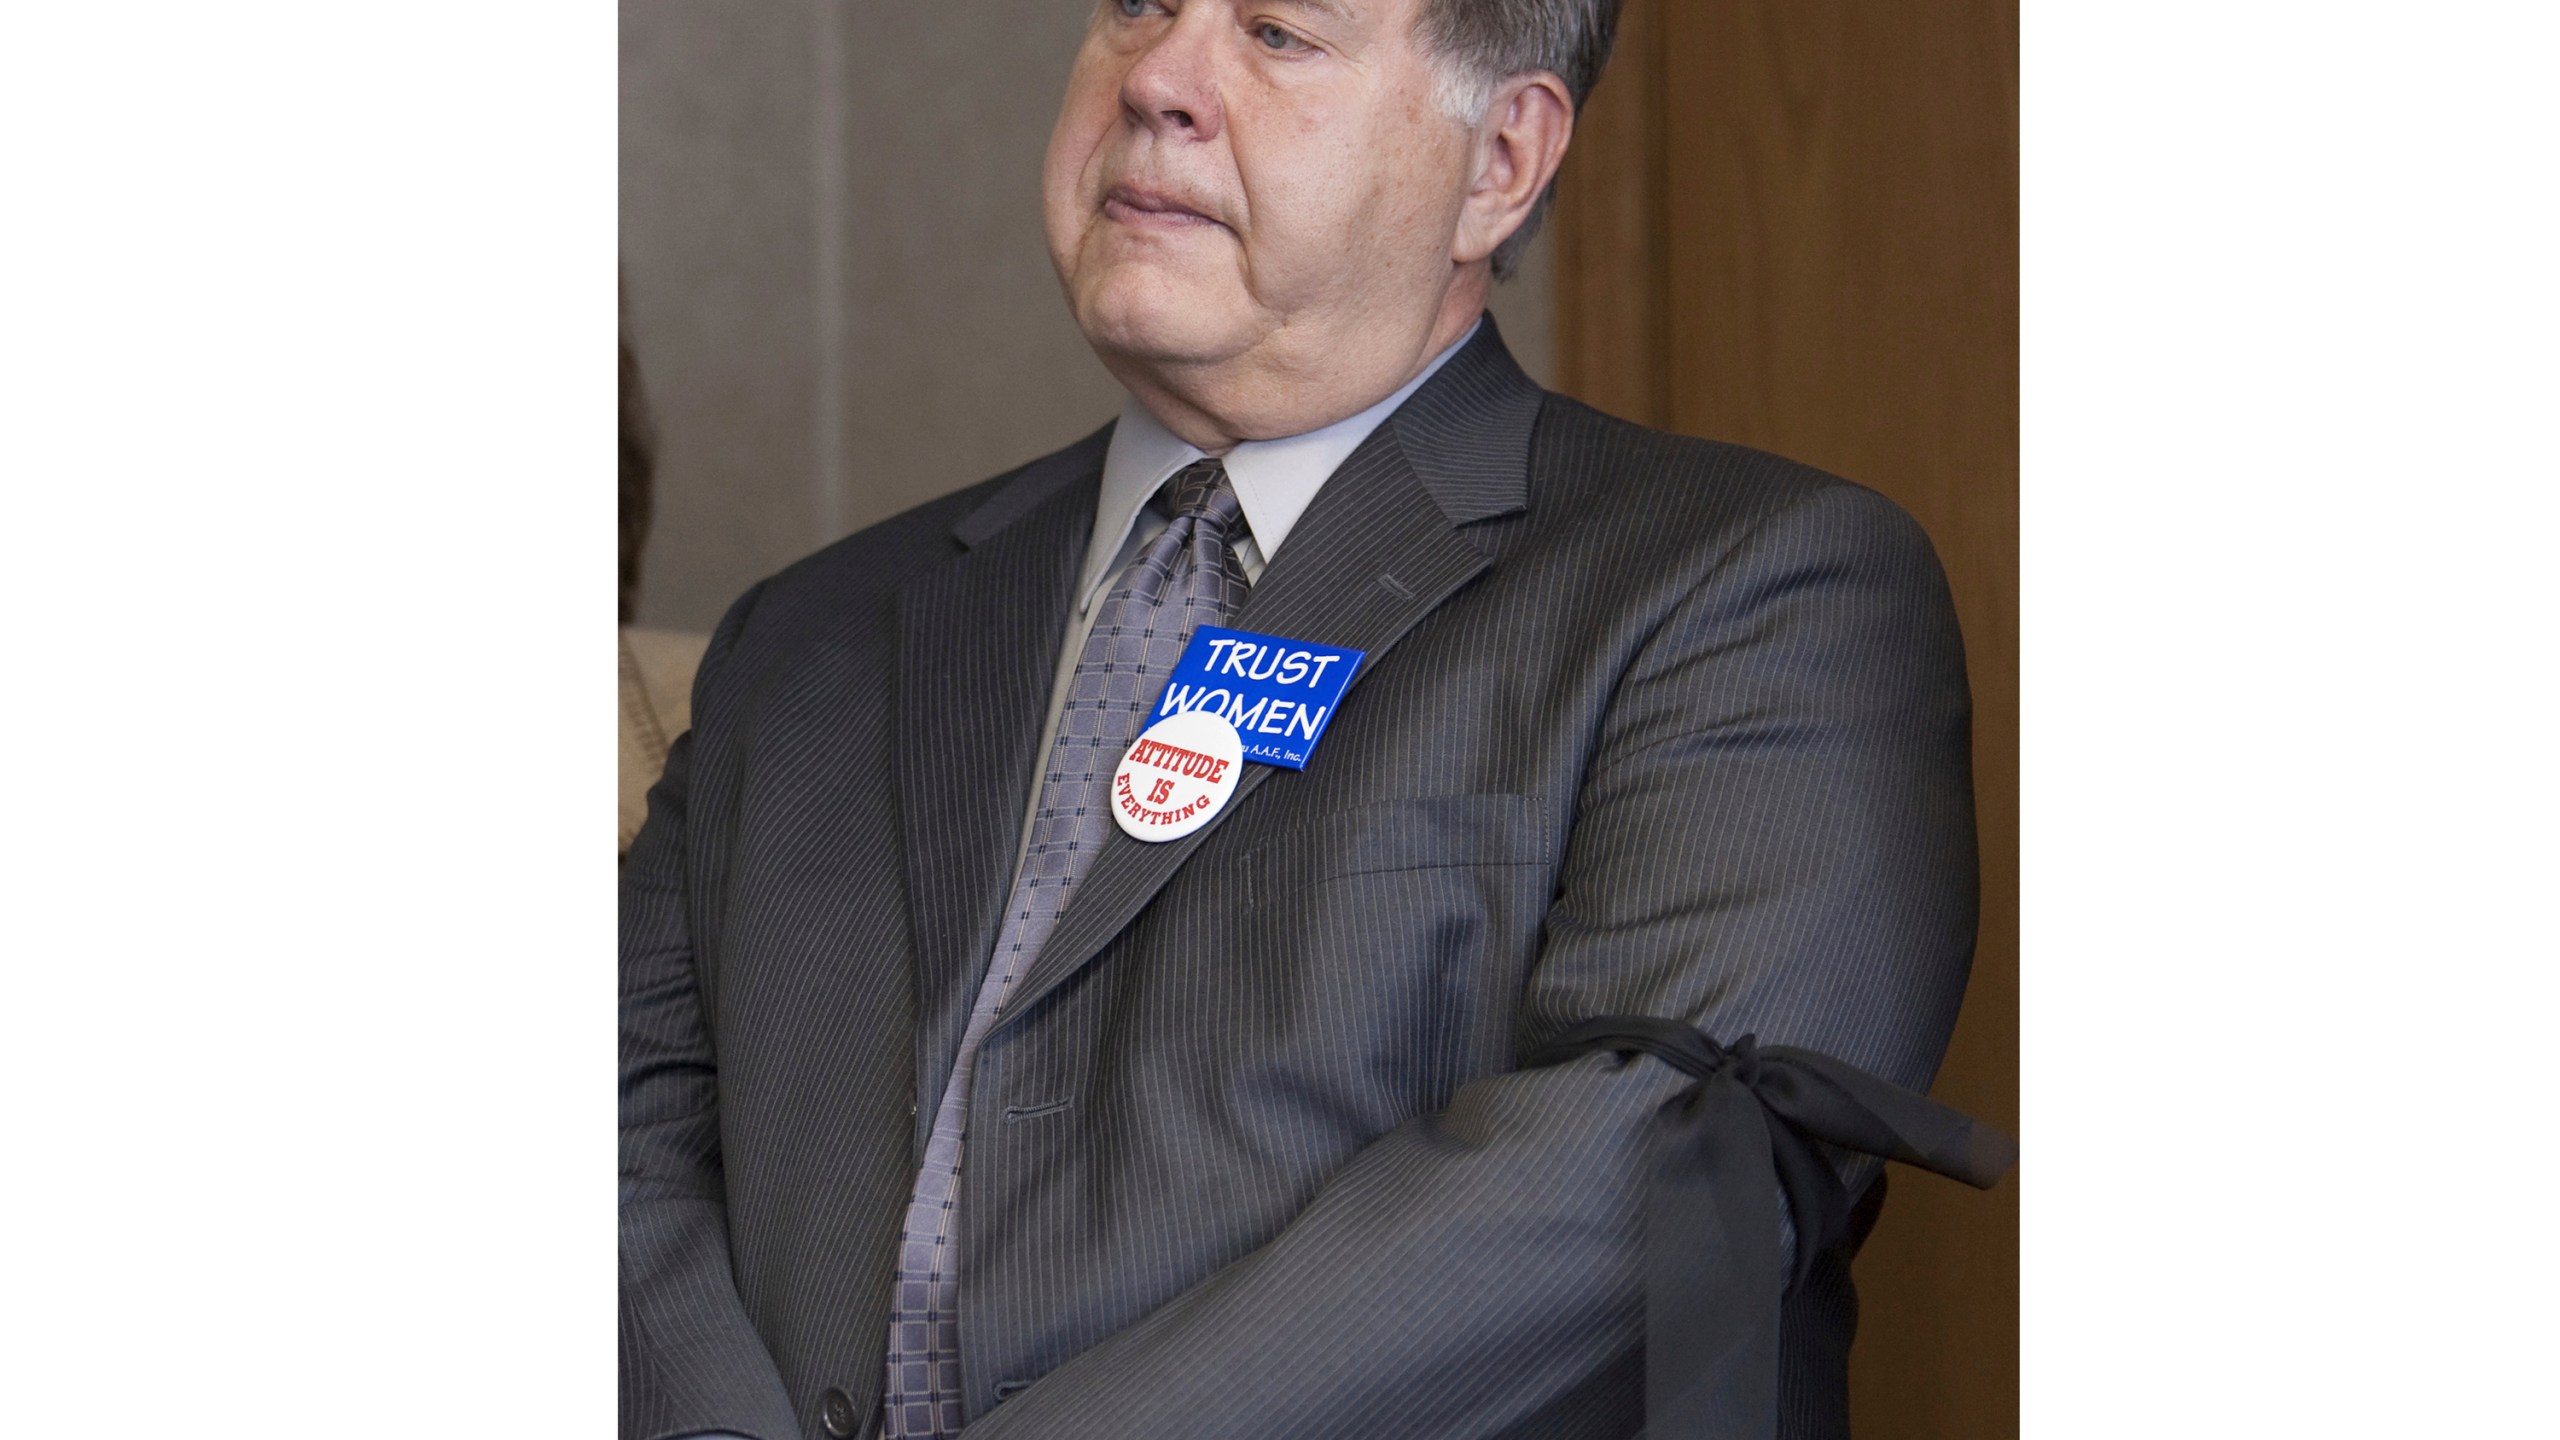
[1119,15,1223,142]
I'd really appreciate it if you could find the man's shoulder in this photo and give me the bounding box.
[711,422,1111,653]
[1524,393,1935,573]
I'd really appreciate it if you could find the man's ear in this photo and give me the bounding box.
[1452,71,1575,267]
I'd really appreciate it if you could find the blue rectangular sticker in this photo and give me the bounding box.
[1148,624,1365,770]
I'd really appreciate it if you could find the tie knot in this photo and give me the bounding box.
[1163,459,1241,531]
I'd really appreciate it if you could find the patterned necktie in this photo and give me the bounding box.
[882,459,1249,1439]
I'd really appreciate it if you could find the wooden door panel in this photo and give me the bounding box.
[1556,4,2019,1434]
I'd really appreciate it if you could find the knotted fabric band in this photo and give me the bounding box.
[1519,1016,2016,1440]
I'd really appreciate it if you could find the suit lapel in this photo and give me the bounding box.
[991,328,1542,1028]
[896,434,1103,1145]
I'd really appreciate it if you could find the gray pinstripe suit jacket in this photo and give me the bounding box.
[620,320,1978,1440]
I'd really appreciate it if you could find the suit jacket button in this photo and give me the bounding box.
[819,1386,860,1438]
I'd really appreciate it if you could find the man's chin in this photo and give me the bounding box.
[1071,266,1256,370]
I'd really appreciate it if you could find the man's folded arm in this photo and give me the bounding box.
[621,586,800,1440]
[964,483,1981,1439]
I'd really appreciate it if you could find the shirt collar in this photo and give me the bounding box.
[1079,318,1481,615]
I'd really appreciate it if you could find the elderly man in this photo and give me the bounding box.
[620,0,1980,1436]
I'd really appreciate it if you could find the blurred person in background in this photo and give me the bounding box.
[619,323,705,856]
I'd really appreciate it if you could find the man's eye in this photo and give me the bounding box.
[1255,22,1308,51]
[1115,0,1154,17]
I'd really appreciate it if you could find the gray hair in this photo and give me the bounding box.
[1415,0,1627,281]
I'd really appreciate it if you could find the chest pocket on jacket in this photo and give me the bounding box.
[1221,793,1552,1118]
[1239,792,1549,910]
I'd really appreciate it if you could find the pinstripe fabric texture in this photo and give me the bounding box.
[620,317,1978,1440]
[882,462,1248,1438]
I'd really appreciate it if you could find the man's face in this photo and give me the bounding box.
[1043,0,1475,381]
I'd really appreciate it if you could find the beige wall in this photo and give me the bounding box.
[621,0,1553,633]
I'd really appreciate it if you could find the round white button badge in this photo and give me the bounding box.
[1111,709,1245,843]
